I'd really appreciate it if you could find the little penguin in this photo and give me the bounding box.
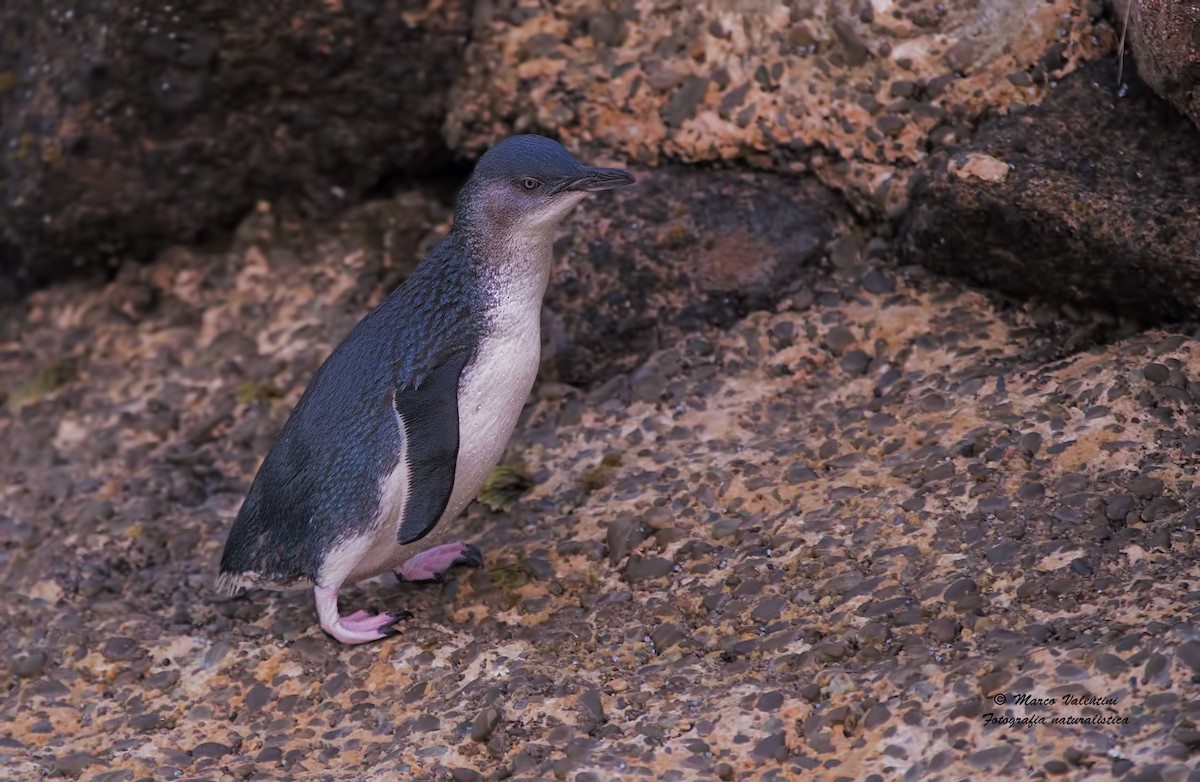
[217,135,635,643]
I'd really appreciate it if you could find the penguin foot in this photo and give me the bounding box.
[314,586,409,644]
[396,542,485,583]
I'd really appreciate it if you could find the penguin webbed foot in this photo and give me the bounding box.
[395,541,485,583]
[314,586,410,644]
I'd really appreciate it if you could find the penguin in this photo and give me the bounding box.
[216,135,635,643]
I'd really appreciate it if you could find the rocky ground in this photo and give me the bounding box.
[2,177,1200,781]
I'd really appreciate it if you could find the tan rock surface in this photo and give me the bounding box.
[2,190,1198,780]
[446,0,1116,216]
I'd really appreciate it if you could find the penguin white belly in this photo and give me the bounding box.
[341,307,541,583]
[443,315,542,524]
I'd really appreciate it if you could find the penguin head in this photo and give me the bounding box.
[456,135,635,235]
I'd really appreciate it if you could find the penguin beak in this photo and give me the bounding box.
[563,167,636,192]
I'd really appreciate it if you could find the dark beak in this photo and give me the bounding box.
[563,166,636,193]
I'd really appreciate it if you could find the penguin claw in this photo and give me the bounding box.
[456,544,485,569]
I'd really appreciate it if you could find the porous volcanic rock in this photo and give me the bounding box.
[2,182,1198,780]
[901,57,1200,324]
[0,0,469,300]
[446,0,1115,216]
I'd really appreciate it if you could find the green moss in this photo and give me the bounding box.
[235,381,285,405]
[582,451,623,493]
[478,465,532,512]
[487,560,531,591]
[7,363,72,410]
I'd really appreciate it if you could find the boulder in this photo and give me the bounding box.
[0,0,469,300]
[901,57,1200,323]
[446,0,1115,217]
[1116,0,1200,132]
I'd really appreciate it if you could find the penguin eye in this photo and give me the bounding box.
[519,178,542,191]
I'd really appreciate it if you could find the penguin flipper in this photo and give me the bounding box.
[394,351,470,545]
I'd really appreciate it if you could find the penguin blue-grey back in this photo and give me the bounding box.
[218,135,635,644]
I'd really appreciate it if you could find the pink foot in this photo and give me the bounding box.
[314,586,410,645]
[396,542,484,583]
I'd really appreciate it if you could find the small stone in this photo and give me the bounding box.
[1143,362,1170,384]
[861,268,894,294]
[471,708,502,742]
[578,688,606,726]
[623,556,676,582]
[929,617,960,643]
[102,638,139,662]
[832,19,869,66]
[663,77,709,127]
[876,115,905,137]
[784,463,818,484]
[606,516,646,565]
[1104,494,1134,521]
[824,326,856,356]
[651,623,685,650]
[192,742,231,758]
[630,363,667,403]
[1142,497,1181,522]
[13,651,48,678]
[451,770,484,782]
[769,321,796,349]
[52,753,92,778]
[1129,476,1164,498]
[1018,432,1043,458]
[751,597,787,623]
[752,732,788,762]
[840,349,871,375]
[1177,640,1200,672]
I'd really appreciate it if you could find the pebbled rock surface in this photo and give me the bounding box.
[2,186,1199,780]
[902,57,1200,326]
[446,0,1115,217]
[0,0,469,301]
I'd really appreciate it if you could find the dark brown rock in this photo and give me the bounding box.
[0,0,469,300]
[902,58,1200,323]
[1120,0,1200,132]
[541,169,846,387]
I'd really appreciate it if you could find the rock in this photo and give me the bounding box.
[0,0,469,300]
[902,58,1200,323]
[446,0,1110,216]
[1118,0,1200,132]
[622,556,676,583]
[12,651,47,678]
[540,169,844,387]
[470,708,502,742]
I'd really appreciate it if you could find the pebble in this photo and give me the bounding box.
[606,516,646,564]
[102,637,140,662]
[623,556,676,582]
[192,742,232,758]
[823,325,856,356]
[752,732,788,762]
[1176,640,1200,672]
[13,651,48,678]
[470,708,502,742]
[840,349,871,375]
